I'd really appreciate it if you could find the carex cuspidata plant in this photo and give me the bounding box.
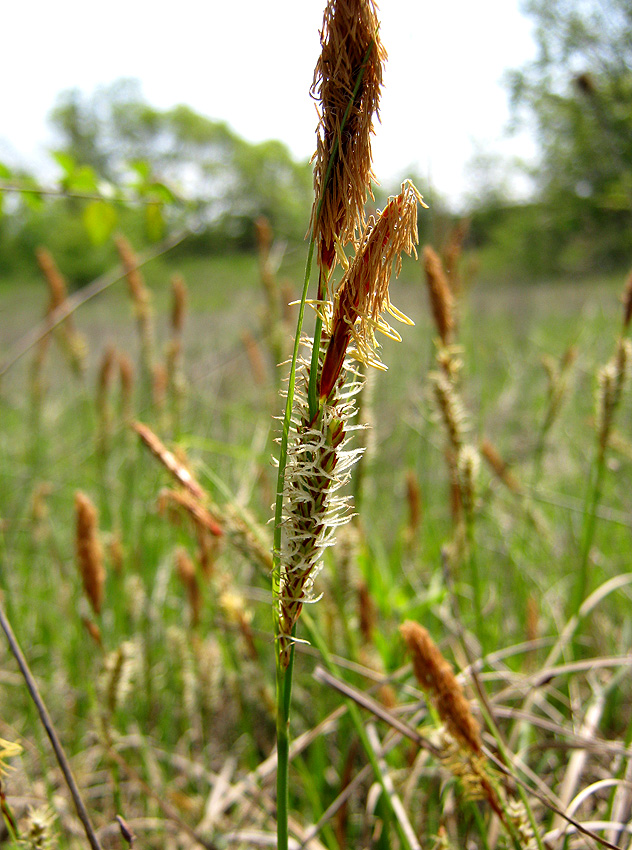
[272,1,425,847]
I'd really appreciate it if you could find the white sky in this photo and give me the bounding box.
[2,1,538,207]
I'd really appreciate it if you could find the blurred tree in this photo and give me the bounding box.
[49,80,313,249]
[506,0,632,272]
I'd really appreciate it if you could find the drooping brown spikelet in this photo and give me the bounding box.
[132,421,208,503]
[480,438,521,494]
[400,620,482,755]
[320,181,423,397]
[158,488,223,539]
[311,0,387,272]
[423,245,454,346]
[175,547,201,627]
[75,492,105,615]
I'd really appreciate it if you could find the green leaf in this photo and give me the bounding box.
[146,181,176,204]
[52,150,76,176]
[83,200,117,245]
[69,165,99,193]
[0,162,12,180]
[145,202,164,241]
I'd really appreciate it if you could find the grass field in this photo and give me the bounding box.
[1,240,631,849]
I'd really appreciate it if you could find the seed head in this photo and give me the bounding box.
[400,620,482,755]
[311,0,387,271]
[75,492,105,615]
[423,245,454,346]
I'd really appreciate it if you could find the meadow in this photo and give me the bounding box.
[0,225,631,849]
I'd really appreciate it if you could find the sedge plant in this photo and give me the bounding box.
[271,1,425,846]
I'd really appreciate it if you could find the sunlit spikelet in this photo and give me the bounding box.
[423,245,454,346]
[132,421,208,503]
[311,0,387,271]
[400,620,482,755]
[319,180,423,398]
[74,492,105,616]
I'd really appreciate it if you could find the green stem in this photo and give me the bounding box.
[571,450,607,620]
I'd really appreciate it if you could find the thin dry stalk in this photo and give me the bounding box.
[74,492,105,616]
[0,605,104,850]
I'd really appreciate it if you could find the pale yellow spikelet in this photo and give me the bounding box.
[74,492,105,615]
[0,738,22,775]
[311,0,387,271]
[423,245,454,346]
[430,371,467,456]
[400,620,482,755]
[21,804,58,849]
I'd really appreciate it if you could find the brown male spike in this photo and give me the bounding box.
[75,492,105,616]
[311,0,387,274]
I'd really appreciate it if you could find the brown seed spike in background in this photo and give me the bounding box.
[400,620,482,755]
[74,492,105,616]
[423,245,454,346]
[311,0,387,273]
